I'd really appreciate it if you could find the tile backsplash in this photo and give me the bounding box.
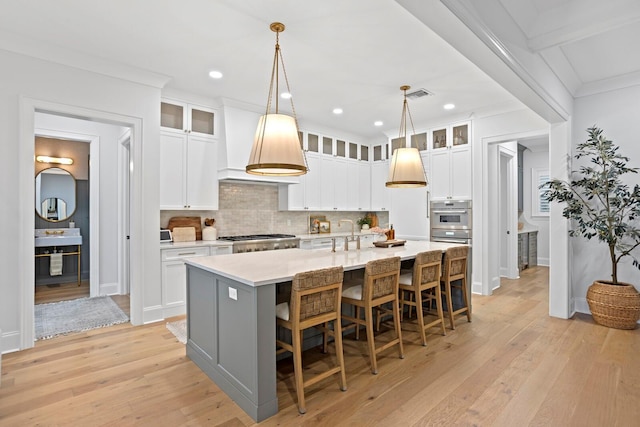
[160,181,389,237]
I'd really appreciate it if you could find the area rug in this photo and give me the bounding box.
[166,319,187,344]
[35,296,129,340]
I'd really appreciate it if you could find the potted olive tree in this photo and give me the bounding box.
[545,126,640,329]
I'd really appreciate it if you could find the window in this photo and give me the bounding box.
[532,168,550,217]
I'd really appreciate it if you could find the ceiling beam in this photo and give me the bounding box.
[527,0,640,52]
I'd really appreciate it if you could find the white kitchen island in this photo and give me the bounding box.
[184,240,465,421]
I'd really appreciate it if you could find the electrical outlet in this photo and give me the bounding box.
[228,287,238,300]
[287,219,291,226]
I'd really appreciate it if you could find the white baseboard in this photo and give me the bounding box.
[99,282,120,296]
[1,330,21,354]
[472,281,483,295]
[143,305,165,324]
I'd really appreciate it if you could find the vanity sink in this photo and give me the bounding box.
[34,228,82,247]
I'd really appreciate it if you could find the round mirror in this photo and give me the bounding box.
[35,167,77,222]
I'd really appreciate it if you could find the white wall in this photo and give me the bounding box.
[0,49,161,352]
[572,85,640,313]
[521,147,550,265]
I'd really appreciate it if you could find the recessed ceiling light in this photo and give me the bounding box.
[374,121,383,127]
[280,92,292,99]
[208,70,223,79]
[333,108,343,115]
[443,103,455,110]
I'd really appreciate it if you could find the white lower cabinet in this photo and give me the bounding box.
[160,245,232,317]
[299,237,335,250]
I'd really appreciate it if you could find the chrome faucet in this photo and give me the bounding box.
[338,219,354,239]
[338,219,360,250]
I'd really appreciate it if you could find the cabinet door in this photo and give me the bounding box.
[450,146,472,199]
[188,105,216,137]
[185,135,218,210]
[287,181,306,210]
[371,161,390,210]
[162,260,187,310]
[161,100,187,133]
[305,153,322,210]
[429,150,451,200]
[333,158,349,210]
[357,161,372,211]
[319,156,335,210]
[160,132,187,209]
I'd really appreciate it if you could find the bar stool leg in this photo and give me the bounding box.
[415,288,427,346]
[292,328,306,414]
[365,307,378,374]
[392,297,405,359]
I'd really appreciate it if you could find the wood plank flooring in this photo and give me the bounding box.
[2,266,639,426]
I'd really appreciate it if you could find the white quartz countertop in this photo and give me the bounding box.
[185,240,465,287]
[160,240,232,249]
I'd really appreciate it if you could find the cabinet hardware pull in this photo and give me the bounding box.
[178,252,197,256]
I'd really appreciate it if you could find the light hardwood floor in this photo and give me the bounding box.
[2,266,639,426]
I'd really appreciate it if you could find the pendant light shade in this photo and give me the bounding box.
[386,147,427,187]
[246,113,307,176]
[246,22,308,177]
[386,85,427,188]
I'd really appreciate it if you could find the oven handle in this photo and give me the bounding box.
[426,191,430,219]
[432,238,470,244]
[432,210,468,214]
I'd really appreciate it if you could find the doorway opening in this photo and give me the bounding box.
[21,100,141,348]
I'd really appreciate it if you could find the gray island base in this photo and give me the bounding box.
[185,240,465,421]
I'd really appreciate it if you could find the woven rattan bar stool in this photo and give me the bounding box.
[275,266,347,414]
[341,257,404,375]
[398,250,446,346]
[441,246,471,330]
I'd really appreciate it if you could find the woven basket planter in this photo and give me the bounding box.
[586,281,640,330]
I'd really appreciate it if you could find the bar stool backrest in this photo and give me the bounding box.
[291,266,344,322]
[364,257,401,301]
[413,250,443,287]
[442,246,468,282]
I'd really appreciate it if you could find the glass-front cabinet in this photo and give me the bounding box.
[161,99,217,138]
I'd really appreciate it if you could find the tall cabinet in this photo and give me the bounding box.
[160,99,219,210]
[429,122,472,200]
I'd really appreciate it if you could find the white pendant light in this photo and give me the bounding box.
[386,85,427,188]
[246,22,307,176]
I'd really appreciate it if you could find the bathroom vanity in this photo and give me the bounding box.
[34,228,83,285]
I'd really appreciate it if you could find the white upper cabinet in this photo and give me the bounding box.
[370,160,390,211]
[428,121,472,200]
[161,99,217,139]
[279,131,371,211]
[160,131,219,210]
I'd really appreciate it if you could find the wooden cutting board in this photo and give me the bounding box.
[172,227,196,242]
[167,216,202,240]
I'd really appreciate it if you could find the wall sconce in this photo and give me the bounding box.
[386,85,427,188]
[36,155,74,165]
[246,22,308,176]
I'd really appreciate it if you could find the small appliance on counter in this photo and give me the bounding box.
[160,229,172,243]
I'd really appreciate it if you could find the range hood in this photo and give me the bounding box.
[218,105,300,184]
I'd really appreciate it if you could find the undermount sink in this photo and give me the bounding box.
[34,228,82,247]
